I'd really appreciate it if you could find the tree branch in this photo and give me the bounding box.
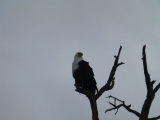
[106,95,160,120]
[96,46,124,100]
[148,115,160,120]
[105,45,160,120]
[105,95,140,117]
[153,83,160,94]
[140,45,157,120]
[105,102,122,114]
[142,45,152,96]
[76,88,99,120]
[87,93,99,120]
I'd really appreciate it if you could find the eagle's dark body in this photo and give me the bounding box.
[72,52,98,95]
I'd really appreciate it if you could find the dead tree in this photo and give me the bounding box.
[76,46,124,120]
[105,45,160,120]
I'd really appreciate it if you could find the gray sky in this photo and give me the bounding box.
[1,1,160,120]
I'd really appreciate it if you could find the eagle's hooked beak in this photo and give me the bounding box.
[78,52,83,57]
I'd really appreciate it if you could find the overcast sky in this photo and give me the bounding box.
[1,1,160,120]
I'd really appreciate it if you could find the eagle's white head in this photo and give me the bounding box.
[74,52,83,58]
[72,52,84,73]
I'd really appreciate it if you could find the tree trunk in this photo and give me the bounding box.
[88,93,99,120]
[139,93,154,120]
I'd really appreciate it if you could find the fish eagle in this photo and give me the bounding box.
[72,52,98,95]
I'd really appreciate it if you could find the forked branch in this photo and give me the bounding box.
[105,45,160,120]
[105,95,140,117]
[105,95,160,120]
[96,46,124,100]
[140,45,160,120]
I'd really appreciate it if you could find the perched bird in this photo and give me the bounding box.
[72,52,98,95]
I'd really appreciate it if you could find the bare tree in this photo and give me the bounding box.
[105,45,160,120]
[76,46,124,120]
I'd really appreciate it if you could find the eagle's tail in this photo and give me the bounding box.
[95,86,98,95]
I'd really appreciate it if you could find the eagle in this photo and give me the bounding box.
[72,52,98,95]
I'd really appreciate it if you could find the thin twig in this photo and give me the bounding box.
[105,95,140,117]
